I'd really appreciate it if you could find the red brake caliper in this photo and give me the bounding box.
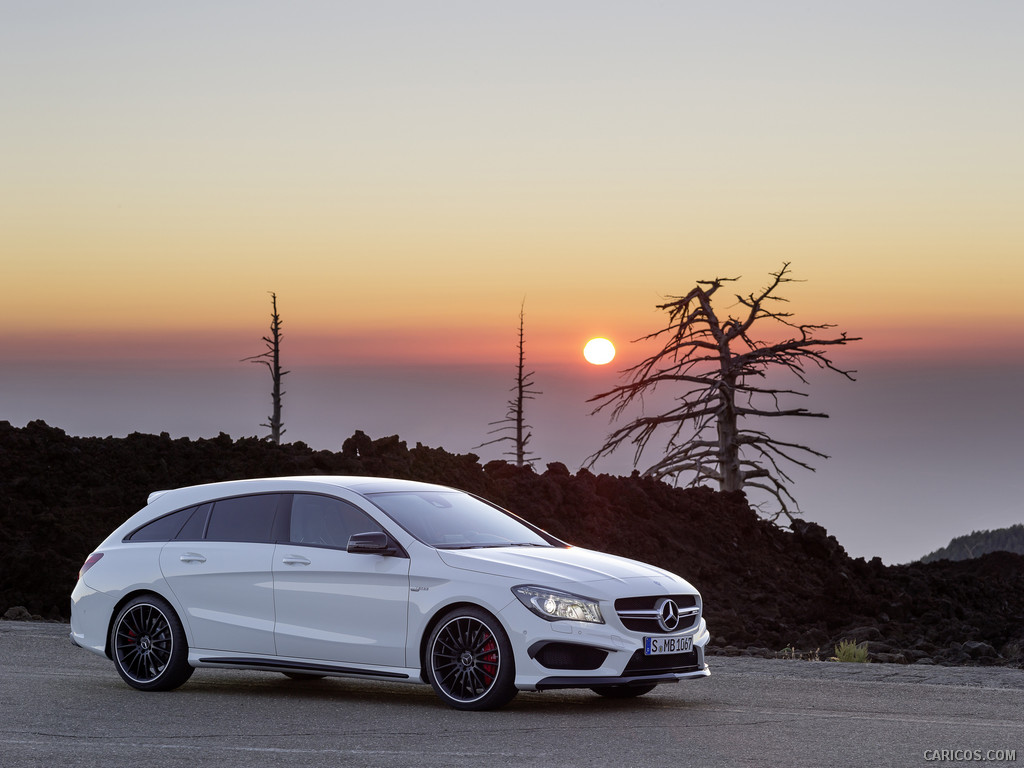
[480,638,498,684]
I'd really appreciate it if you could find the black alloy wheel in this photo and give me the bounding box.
[426,607,517,711]
[111,595,193,691]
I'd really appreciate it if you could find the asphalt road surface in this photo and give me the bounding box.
[2,621,1022,768]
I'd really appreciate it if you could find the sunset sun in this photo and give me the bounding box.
[583,337,616,365]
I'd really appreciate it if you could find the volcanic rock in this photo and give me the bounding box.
[1,420,1022,668]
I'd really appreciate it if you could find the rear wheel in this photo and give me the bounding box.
[111,595,193,691]
[426,607,517,711]
[590,682,658,699]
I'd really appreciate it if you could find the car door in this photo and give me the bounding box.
[273,493,411,667]
[159,494,283,655]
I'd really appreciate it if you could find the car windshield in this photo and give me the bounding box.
[365,491,555,549]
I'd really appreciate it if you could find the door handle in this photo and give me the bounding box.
[179,553,206,563]
[282,555,311,566]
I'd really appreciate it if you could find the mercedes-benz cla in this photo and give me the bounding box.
[71,476,710,710]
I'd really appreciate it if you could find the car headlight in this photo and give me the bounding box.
[512,585,604,624]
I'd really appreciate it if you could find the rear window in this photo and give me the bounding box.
[126,506,197,542]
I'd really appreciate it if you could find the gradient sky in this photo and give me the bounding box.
[3,1,1023,564]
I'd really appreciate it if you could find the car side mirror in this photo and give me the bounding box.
[347,531,396,556]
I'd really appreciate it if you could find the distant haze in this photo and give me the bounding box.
[3,354,1020,566]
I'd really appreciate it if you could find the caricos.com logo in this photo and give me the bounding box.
[924,749,1017,762]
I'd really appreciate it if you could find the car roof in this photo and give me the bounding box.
[146,476,456,507]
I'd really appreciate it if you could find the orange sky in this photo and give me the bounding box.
[4,3,1023,370]
[3,3,1023,565]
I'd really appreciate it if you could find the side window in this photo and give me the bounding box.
[126,506,197,542]
[175,502,211,541]
[205,494,282,543]
[289,494,382,549]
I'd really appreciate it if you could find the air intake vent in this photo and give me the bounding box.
[529,642,608,671]
[623,649,700,676]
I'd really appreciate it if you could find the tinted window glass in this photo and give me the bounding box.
[367,491,554,549]
[175,502,211,541]
[289,494,382,549]
[127,506,195,542]
[206,495,281,543]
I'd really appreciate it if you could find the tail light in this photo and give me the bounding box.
[78,553,103,581]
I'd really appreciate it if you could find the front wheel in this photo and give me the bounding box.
[111,595,193,691]
[426,607,517,711]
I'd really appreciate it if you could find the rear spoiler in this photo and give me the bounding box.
[147,490,170,505]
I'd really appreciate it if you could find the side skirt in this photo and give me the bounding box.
[191,654,415,681]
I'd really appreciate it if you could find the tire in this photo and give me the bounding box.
[111,595,193,692]
[426,607,517,711]
[590,682,658,699]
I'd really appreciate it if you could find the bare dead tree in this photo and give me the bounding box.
[586,263,860,520]
[476,302,541,467]
[242,291,289,444]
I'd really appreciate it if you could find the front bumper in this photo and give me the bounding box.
[535,665,710,691]
[504,606,711,692]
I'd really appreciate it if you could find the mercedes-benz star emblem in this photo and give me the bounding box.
[656,598,680,632]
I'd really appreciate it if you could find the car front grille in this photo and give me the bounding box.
[614,594,700,634]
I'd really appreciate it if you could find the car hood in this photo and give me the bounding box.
[435,545,697,595]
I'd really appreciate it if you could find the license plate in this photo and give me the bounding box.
[644,635,693,655]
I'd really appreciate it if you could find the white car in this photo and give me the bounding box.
[71,476,710,710]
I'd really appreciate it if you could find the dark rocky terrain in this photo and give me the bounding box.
[2,419,1022,667]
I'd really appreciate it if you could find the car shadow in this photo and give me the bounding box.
[164,669,705,713]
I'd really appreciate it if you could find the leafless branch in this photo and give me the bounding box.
[585,263,860,520]
[242,292,288,444]
[475,301,541,467]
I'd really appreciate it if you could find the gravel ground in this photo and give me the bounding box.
[709,654,1024,689]
[5,619,1024,690]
